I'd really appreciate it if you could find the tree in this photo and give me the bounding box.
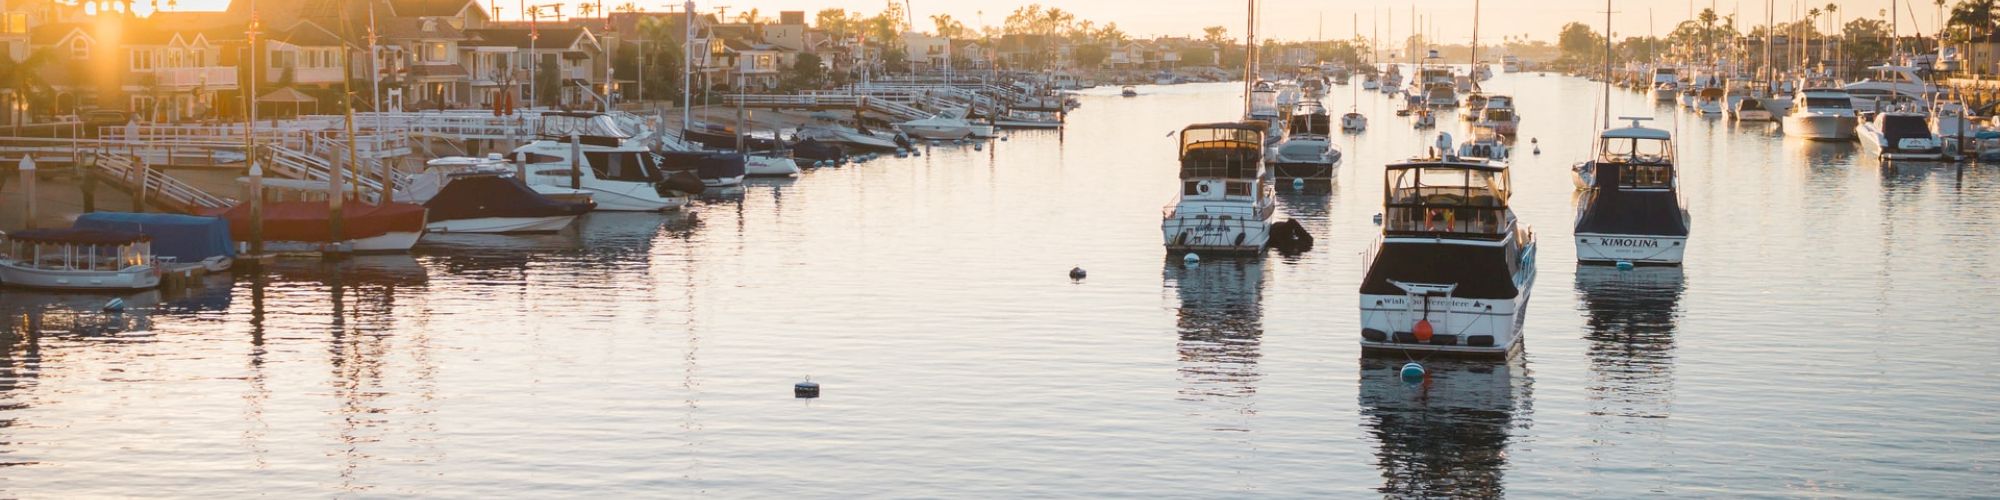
[1202,26,1229,46]
[1950,0,2000,74]
[1842,18,1892,66]
[931,14,968,39]
[1557,22,1605,66]
[817,9,860,39]
[0,48,53,122]
[1179,46,1216,66]
[1074,43,1109,68]
[783,52,824,90]
[625,16,686,103]
[536,57,561,106]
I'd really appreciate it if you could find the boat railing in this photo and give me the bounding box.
[1162,202,1270,224]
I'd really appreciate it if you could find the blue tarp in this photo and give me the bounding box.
[72,212,236,262]
[1975,130,2000,140]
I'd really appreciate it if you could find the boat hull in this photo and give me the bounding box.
[0,262,160,291]
[260,231,425,253]
[427,215,577,234]
[536,184,686,212]
[1783,115,1858,141]
[897,124,973,140]
[1359,286,1532,360]
[1161,211,1273,254]
[1271,161,1337,182]
[744,155,800,177]
[1575,233,1687,265]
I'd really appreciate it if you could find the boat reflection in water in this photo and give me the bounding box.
[1575,265,1685,420]
[1358,356,1532,497]
[1165,257,1266,432]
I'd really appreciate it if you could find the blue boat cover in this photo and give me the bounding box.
[73,212,236,262]
[1976,130,2000,140]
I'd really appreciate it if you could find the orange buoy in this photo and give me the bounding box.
[1413,319,1434,342]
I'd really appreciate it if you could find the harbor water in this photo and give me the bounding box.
[4,75,2000,497]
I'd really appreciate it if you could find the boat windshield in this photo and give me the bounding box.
[1805,97,1852,109]
[1383,165,1512,237]
[1600,136,1673,165]
[581,151,661,182]
[1882,115,1930,136]
[1180,126,1264,178]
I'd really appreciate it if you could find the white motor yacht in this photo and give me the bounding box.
[1359,136,1536,359]
[895,108,978,140]
[1843,65,1938,113]
[1649,67,1680,102]
[1932,100,1976,153]
[1162,122,1276,254]
[1474,95,1520,136]
[1693,87,1726,115]
[1732,93,1776,121]
[1783,87,1859,141]
[1858,108,1946,161]
[512,136,694,212]
[1574,117,1691,266]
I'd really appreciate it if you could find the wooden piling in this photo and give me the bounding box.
[248,160,264,256]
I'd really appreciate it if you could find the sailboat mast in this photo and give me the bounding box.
[1244,0,1257,116]
[1471,0,1480,68]
[1604,0,1612,126]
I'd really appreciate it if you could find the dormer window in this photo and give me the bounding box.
[70,38,88,59]
[422,19,438,32]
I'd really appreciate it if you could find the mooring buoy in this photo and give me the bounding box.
[1183,253,1201,266]
[1069,267,1087,280]
[1401,362,1426,381]
[795,378,820,398]
[103,298,126,313]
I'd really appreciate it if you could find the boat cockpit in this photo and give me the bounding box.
[1382,161,1514,239]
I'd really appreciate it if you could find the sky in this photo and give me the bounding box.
[169,0,1957,43]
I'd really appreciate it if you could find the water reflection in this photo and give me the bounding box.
[1165,257,1266,432]
[1574,265,1686,419]
[1358,356,1532,498]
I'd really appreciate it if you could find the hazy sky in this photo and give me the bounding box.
[174,0,1952,43]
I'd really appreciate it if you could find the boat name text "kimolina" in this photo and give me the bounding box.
[1597,237,1661,248]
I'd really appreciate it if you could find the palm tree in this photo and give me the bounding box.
[1951,0,2000,75]
[0,48,53,124]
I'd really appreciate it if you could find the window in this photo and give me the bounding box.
[1225,181,1250,196]
[425,43,449,62]
[129,49,152,70]
[1183,181,1199,196]
[1598,137,1673,165]
[70,38,88,59]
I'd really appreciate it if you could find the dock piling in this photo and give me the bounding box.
[20,155,37,229]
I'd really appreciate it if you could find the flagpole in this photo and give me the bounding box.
[368,2,382,113]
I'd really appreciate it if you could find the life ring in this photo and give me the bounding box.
[1197,183,1211,194]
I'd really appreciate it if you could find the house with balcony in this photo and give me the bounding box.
[462,27,605,109]
[266,21,346,108]
[902,32,948,71]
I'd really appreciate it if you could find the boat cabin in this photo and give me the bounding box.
[1288,111,1331,136]
[538,111,637,140]
[1179,122,1267,198]
[1595,120,1676,189]
[1381,160,1514,239]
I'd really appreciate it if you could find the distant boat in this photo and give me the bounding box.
[0,228,164,290]
[1121,85,1139,97]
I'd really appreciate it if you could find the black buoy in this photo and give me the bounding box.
[795,378,820,398]
[103,298,126,313]
[1069,266,1087,280]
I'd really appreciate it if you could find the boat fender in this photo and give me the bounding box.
[1233,232,1246,247]
[1413,319,1434,342]
[973,143,984,151]
[1069,267,1086,281]
[1292,178,1306,190]
[1617,261,1636,271]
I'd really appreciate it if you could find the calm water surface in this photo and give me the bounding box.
[4,75,2000,497]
